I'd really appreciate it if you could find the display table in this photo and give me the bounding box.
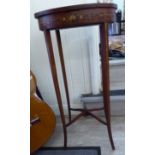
[35,3,117,150]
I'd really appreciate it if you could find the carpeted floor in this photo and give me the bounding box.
[44,116,125,155]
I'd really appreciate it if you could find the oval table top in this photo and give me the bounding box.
[35,3,117,30]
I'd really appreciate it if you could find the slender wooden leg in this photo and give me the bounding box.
[44,30,67,147]
[55,30,72,123]
[99,23,115,150]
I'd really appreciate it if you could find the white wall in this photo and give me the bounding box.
[113,0,124,11]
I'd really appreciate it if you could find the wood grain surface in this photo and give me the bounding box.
[30,95,56,154]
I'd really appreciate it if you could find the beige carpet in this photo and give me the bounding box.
[44,116,125,155]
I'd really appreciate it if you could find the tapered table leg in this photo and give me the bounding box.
[44,30,67,147]
[55,30,72,123]
[100,23,115,150]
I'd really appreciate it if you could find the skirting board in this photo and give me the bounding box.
[81,90,125,116]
